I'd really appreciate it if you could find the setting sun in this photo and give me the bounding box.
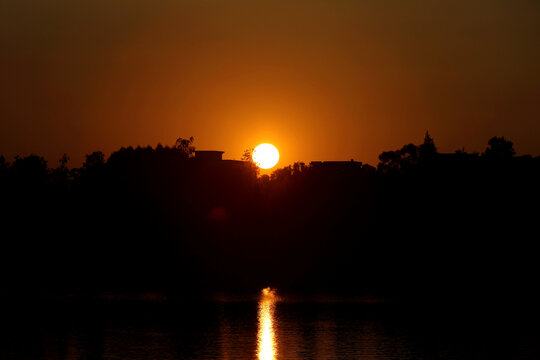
[252,144,280,169]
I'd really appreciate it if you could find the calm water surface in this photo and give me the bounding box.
[1,290,539,360]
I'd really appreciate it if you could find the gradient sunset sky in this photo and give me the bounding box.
[1,0,539,167]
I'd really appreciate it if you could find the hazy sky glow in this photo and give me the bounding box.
[1,0,539,166]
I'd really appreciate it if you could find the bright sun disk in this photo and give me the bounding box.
[252,144,280,169]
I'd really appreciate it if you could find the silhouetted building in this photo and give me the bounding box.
[222,159,250,167]
[194,150,250,168]
[195,150,224,161]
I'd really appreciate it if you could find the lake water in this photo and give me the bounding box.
[1,289,539,360]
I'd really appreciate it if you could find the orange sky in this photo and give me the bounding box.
[1,0,539,167]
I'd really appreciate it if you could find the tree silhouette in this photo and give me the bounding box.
[241,147,260,176]
[378,150,402,173]
[419,131,437,162]
[12,154,48,185]
[292,161,308,175]
[83,151,105,170]
[50,154,71,186]
[484,136,515,160]
[378,144,419,173]
[241,147,254,162]
[59,154,69,169]
[175,136,195,158]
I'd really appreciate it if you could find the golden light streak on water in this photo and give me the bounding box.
[257,287,278,360]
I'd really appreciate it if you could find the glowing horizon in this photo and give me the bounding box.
[2,1,540,167]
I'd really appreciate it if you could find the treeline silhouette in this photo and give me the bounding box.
[1,134,539,308]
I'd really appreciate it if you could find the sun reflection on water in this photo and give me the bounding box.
[258,287,278,360]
